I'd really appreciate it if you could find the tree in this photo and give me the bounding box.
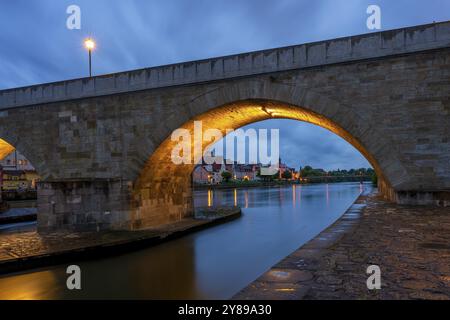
[371,172,378,186]
[221,171,232,183]
[281,170,292,180]
[300,165,313,177]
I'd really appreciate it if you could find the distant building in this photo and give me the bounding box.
[1,170,39,190]
[0,150,35,171]
[193,157,259,184]
[192,156,229,184]
[233,164,258,181]
[277,158,297,180]
[0,150,39,191]
[192,157,298,183]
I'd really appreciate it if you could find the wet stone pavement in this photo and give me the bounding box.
[0,219,199,262]
[234,194,450,300]
[0,207,240,266]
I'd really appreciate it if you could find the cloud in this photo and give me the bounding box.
[2,0,448,86]
[242,119,371,170]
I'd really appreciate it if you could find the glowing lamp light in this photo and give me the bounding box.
[83,38,96,77]
[84,38,96,50]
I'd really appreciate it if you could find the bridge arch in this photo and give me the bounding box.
[0,136,42,210]
[0,132,48,180]
[131,80,405,228]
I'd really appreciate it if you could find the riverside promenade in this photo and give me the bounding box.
[234,193,450,300]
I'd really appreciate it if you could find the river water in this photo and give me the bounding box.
[0,182,371,300]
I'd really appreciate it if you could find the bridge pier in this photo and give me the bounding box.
[396,191,450,207]
[377,178,397,202]
[378,178,450,207]
[36,177,194,232]
[131,177,194,230]
[37,179,134,232]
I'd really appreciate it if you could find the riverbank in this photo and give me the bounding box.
[0,207,241,275]
[194,178,371,190]
[234,192,450,300]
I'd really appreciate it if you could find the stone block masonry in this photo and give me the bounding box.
[0,21,448,231]
[1,22,450,110]
[37,180,133,231]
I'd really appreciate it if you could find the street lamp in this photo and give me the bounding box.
[84,38,96,77]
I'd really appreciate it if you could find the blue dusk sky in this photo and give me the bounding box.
[1,0,449,170]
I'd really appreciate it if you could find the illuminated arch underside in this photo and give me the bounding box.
[132,100,387,227]
[0,139,15,161]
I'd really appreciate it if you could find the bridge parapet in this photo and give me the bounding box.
[1,21,449,110]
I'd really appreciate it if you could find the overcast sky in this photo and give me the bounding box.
[1,0,449,170]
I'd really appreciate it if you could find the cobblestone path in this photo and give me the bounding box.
[235,194,450,300]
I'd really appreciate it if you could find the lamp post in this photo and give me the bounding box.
[84,38,96,77]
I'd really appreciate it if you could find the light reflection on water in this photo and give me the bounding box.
[0,182,371,300]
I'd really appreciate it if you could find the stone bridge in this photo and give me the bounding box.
[0,21,449,231]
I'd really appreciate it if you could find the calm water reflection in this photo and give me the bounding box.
[0,182,371,300]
